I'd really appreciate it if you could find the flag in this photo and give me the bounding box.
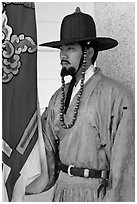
[2,2,45,201]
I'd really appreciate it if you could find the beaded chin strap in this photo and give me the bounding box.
[60,47,87,129]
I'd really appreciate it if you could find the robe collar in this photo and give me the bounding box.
[70,64,95,103]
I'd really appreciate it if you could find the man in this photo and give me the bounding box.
[26,7,134,201]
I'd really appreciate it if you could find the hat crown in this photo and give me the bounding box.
[75,7,81,13]
[39,7,118,51]
[60,7,96,43]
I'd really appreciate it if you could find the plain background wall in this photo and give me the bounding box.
[95,2,135,96]
[23,2,135,202]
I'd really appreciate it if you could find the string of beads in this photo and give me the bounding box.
[60,47,87,129]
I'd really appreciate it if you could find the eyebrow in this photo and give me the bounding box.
[61,43,77,47]
[67,43,77,46]
[60,43,78,49]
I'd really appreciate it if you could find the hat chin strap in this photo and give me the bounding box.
[60,47,87,129]
[75,47,86,76]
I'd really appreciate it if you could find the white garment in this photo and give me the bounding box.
[10,99,48,201]
[70,64,95,103]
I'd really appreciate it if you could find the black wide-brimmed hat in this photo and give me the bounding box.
[39,7,118,51]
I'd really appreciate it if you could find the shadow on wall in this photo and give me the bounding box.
[95,2,135,97]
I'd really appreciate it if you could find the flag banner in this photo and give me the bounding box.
[2,2,40,201]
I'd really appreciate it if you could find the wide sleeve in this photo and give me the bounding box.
[104,90,135,201]
[41,100,60,192]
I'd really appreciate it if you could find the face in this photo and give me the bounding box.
[60,43,83,75]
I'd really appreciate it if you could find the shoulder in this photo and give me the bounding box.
[94,72,134,108]
[48,82,70,107]
[100,73,132,98]
[42,87,61,120]
[48,87,61,107]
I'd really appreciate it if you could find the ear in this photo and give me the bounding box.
[87,47,94,59]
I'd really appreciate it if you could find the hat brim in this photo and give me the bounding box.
[39,37,118,51]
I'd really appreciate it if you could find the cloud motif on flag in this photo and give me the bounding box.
[2,11,37,83]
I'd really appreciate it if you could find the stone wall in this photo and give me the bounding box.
[95,2,135,96]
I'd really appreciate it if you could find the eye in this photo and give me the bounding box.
[68,46,74,50]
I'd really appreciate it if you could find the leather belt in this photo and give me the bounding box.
[60,163,109,179]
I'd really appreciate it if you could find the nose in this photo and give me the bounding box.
[60,50,68,60]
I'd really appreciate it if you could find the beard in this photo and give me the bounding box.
[60,66,76,78]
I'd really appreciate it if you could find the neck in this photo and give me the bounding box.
[75,61,91,86]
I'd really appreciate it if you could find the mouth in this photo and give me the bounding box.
[61,60,70,67]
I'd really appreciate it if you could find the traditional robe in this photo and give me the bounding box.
[41,67,135,202]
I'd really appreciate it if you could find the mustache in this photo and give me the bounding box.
[60,59,70,66]
[60,67,75,77]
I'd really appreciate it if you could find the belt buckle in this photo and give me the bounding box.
[101,170,107,179]
[84,169,89,178]
[68,165,74,177]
